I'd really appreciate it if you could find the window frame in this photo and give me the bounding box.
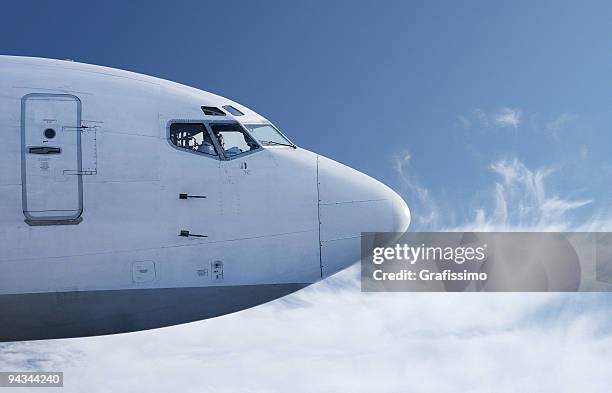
[166,120,221,160]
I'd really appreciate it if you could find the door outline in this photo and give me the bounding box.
[21,93,83,224]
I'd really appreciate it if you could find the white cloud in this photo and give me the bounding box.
[464,158,592,231]
[1,277,611,393]
[460,109,575,134]
[494,107,522,128]
[460,107,580,135]
[393,151,439,228]
[396,155,596,232]
[458,107,522,130]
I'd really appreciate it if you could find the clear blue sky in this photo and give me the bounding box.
[2,0,610,227]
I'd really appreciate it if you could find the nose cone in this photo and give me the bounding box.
[317,155,410,277]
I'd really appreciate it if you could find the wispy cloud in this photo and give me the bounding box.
[494,107,522,128]
[393,151,439,228]
[458,107,522,130]
[394,153,596,231]
[460,108,577,138]
[453,158,593,231]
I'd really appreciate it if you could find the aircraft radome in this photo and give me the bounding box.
[0,55,410,341]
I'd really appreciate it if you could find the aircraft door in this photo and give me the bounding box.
[21,94,83,224]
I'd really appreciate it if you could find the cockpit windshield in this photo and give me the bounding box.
[169,123,218,156]
[209,122,260,158]
[244,123,295,148]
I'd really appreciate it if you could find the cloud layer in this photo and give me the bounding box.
[1,273,611,393]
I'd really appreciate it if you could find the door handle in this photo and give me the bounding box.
[179,230,208,238]
[179,194,207,200]
[28,146,61,154]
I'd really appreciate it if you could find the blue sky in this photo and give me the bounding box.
[2,1,612,391]
[4,0,612,228]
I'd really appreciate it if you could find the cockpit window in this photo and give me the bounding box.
[169,123,218,156]
[222,105,244,116]
[201,106,226,116]
[244,123,294,147]
[210,122,260,158]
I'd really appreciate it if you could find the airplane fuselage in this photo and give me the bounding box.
[0,56,410,341]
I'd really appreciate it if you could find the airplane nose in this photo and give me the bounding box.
[317,155,410,277]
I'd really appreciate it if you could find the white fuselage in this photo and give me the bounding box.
[0,56,410,341]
